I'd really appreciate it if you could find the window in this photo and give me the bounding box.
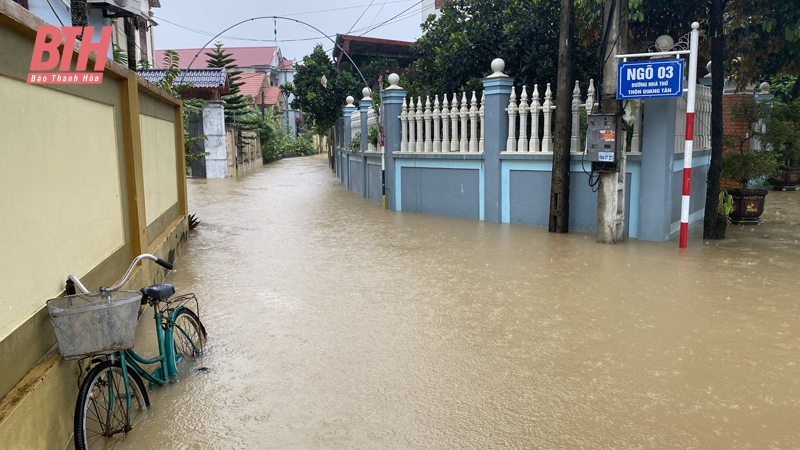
[13,0,29,8]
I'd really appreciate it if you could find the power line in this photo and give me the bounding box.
[346,0,376,36]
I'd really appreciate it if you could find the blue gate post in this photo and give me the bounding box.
[343,96,357,188]
[360,87,373,198]
[637,98,679,242]
[382,74,405,211]
[481,59,514,223]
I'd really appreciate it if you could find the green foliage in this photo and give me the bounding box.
[367,126,379,148]
[722,98,779,186]
[156,50,209,169]
[718,190,734,224]
[258,109,316,161]
[347,132,362,151]
[763,97,800,167]
[770,74,798,103]
[412,0,600,97]
[205,43,249,126]
[282,45,362,136]
[112,44,127,66]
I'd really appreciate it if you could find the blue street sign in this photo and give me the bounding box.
[617,59,685,100]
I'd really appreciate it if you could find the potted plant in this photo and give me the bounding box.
[721,97,779,224]
[764,97,800,190]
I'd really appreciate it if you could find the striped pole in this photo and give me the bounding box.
[679,22,700,249]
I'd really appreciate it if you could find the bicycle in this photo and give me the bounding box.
[47,253,207,450]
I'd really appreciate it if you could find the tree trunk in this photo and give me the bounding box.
[703,0,727,239]
[70,0,88,27]
[549,0,574,233]
[791,74,800,101]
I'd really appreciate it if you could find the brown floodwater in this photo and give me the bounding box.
[98,155,800,449]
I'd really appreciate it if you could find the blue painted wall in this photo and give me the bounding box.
[400,167,481,219]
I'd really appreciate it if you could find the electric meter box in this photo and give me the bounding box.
[586,114,620,164]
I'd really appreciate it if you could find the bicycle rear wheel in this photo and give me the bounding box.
[170,308,207,376]
[74,361,150,450]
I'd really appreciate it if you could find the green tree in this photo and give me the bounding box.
[412,0,600,96]
[282,45,362,136]
[205,43,249,125]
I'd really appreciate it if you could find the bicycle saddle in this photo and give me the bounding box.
[140,284,175,300]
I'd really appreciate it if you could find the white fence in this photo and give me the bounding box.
[388,77,709,156]
[400,92,484,153]
[675,84,712,153]
[505,80,597,153]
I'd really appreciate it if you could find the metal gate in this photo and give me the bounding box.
[187,113,206,178]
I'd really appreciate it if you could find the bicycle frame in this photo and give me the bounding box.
[114,305,200,391]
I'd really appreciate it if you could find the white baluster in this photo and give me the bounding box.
[571,81,581,153]
[469,91,478,153]
[450,93,459,153]
[367,106,376,152]
[506,87,517,152]
[433,95,441,152]
[530,84,541,152]
[408,97,416,152]
[631,99,642,153]
[400,97,408,152]
[415,96,424,153]
[400,96,408,152]
[442,95,450,152]
[459,92,469,153]
[542,83,553,153]
[479,91,485,153]
[585,79,596,114]
[424,96,433,152]
[517,86,529,152]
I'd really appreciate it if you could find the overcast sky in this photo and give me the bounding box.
[152,0,433,62]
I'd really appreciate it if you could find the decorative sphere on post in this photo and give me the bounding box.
[388,73,400,87]
[487,58,507,78]
[346,95,355,107]
[655,35,674,52]
[760,82,770,94]
[362,87,372,100]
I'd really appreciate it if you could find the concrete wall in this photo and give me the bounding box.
[0,3,188,447]
[367,160,382,205]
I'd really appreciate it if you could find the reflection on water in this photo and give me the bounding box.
[110,155,800,449]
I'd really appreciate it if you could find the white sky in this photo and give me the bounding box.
[152,0,433,62]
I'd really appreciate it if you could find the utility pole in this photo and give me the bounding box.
[549,0,574,233]
[596,0,627,243]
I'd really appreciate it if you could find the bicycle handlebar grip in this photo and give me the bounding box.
[155,258,173,270]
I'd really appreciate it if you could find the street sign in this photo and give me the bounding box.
[617,59,685,100]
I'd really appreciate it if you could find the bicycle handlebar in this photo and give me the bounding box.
[67,254,173,295]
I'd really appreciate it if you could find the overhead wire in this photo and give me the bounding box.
[346,0,377,36]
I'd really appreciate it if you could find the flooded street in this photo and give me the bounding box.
[124,155,799,449]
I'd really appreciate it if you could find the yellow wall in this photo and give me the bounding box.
[0,75,125,342]
[139,114,178,225]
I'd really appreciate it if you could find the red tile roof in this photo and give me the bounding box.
[155,47,277,69]
[237,72,267,98]
[237,73,283,107]
[279,59,294,70]
[261,87,282,106]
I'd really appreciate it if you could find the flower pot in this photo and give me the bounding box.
[771,168,800,191]
[729,189,768,225]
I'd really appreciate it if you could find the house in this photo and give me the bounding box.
[238,72,288,115]
[14,0,161,66]
[155,46,302,135]
[332,34,416,90]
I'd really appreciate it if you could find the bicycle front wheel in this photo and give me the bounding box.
[74,361,150,450]
[170,308,207,376]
